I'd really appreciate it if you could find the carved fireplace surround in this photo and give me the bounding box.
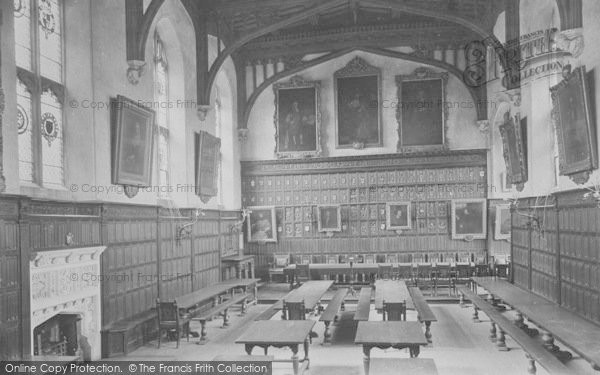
[30,246,106,360]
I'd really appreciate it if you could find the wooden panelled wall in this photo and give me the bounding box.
[242,151,488,276]
[511,190,600,324]
[0,196,240,360]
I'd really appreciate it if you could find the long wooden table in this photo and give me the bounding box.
[235,320,316,375]
[355,321,429,375]
[374,280,414,320]
[472,277,600,371]
[284,263,380,286]
[283,280,334,319]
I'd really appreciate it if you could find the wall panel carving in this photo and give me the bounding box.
[242,151,488,274]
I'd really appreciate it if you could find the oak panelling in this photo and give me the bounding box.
[242,151,488,276]
[0,198,21,360]
[510,190,600,324]
[556,191,600,323]
[101,205,159,327]
[191,213,221,291]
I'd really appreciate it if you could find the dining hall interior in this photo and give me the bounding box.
[1,0,600,374]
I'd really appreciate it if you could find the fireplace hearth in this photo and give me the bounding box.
[34,314,81,357]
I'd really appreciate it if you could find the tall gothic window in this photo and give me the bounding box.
[14,0,65,188]
[214,86,224,206]
[154,31,170,197]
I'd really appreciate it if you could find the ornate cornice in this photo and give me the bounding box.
[241,150,487,176]
[30,246,107,269]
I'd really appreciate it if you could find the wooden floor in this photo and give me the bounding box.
[120,285,597,375]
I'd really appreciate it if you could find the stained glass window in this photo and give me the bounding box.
[14,0,64,187]
[17,79,34,183]
[154,32,169,197]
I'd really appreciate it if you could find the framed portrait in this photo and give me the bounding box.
[386,202,412,231]
[550,65,598,184]
[396,67,448,152]
[273,76,321,158]
[451,199,487,240]
[111,95,155,186]
[494,204,511,241]
[317,205,342,232]
[499,111,528,190]
[334,57,382,149]
[247,206,277,243]
[195,131,221,203]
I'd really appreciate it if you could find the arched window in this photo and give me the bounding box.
[214,86,223,206]
[14,0,65,188]
[154,31,170,197]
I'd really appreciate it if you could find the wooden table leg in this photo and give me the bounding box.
[303,338,310,369]
[362,345,371,375]
[323,321,331,344]
[472,305,481,322]
[425,321,432,343]
[197,319,208,345]
[490,322,497,342]
[222,308,229,328]
[526,353,536,374]
[497,327,509,351]
[291,344,300,375]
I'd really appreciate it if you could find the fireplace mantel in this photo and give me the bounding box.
[30,246,106,360]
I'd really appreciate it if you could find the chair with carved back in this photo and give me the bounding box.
[156,299,190,348]
[269,254,290,283]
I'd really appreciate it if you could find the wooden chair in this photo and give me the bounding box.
[327,255,338,264]
[269,254,290,283]
[156,299,190,348]
[300,255,311,264]
[378,264,392,280]
[295,263,310,286]
[364,255,375,264]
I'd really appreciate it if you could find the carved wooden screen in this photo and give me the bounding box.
[195,131,221,203]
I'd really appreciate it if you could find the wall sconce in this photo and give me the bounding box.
[176,208,204,244]
[583,181,600,207]
[504,194,555,235]
[229,208,252,233]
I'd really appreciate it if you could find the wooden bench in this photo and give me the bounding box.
[369,358,438,375]
[319,288,348,344]
[101,310,157,357]
[458,286,570,375]
[409,287,437,343]
[354,287,372,321]
[192,293,250,344]
[471,277,600,371]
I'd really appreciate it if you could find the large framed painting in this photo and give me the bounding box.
[550,65,598,184]
[386,202,412,231]
[396,67,448,152]
[334,57,382,149]
[494,204,511,241]
[317,205,342,232]
[247,206,277,243]
[451,199,487,240]
[499,111,528,191]
[111,95,155,187]
[273,75,321,158]
[195,131,221,203]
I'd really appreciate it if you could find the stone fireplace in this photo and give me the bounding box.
[30,246,106,360]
